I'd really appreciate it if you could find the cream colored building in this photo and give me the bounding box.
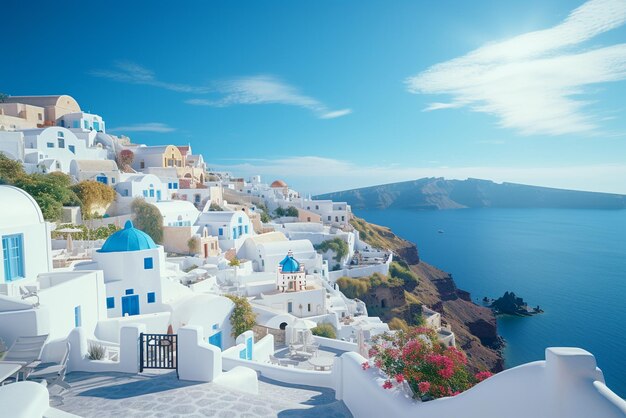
[1,95,81,129]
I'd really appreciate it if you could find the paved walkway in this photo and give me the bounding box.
[51,371,352,418]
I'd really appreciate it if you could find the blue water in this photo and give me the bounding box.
[354,208,626,397]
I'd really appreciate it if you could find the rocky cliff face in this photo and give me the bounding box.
[351,216,503,372]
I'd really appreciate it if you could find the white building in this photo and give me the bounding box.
[152,200,200,227]
[75,220,190,318]
[58,111,106,133]
[69,159,120,185]
[252,252,326,318]
[196,210,253,251]
[0,185,107,349]
[115,173,169,201]
[296,198,351,228]
[0,131,25,162]
[21,127,107,174]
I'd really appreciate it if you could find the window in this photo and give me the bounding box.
[341,216,345,221]
[308,303,311,312]
[111,178,115,184]
[143,190,148,197]
[149,189,155,197]
[57,138,65,148]
[47,142,54,148]
[144,257,154,270]
[140,161,145,169]
[173,183,178,189]
[328,216,331,221]
[238,217,242,224]
[168,182,172,189]
[218,228,223,236]
[38,113,42,121]
[2,234,24,281]
[57,131,64,138]
[125,289,134,295]
[147,292,156,303]
[244,225,248,234]
[287,302,293,313]
[72,120,80,128]
[106,297,115,309]
[68,145,75,154]
[83,120,89,129]
[232,227,237,238]
[315,205,319,210]
[74,306,82,327]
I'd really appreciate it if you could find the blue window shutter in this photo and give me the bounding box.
[2,234,24,281]
[144,257,153,269]
[74,306,82,327]
[106,297,115,309]
[147,292,156,303]
[125,288,134,295]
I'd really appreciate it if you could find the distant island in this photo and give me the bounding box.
[484,292,543,317]
[315,178,626,210]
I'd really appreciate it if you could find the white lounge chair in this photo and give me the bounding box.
[28,342,71,392]
[0,335,48,381]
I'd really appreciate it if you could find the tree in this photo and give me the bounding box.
[209,202,223,211]
[14,173,80,221]
[315,238,349,262]
[274,207,286,217]
[0,93,9,103]
[131,198,164,244]
[285,206,299,217]
[71,180,116,217]
[0,152,25,184]
[311,323,336,339]
[225,294,257,338]
[187,236,199,255]
[260,211,271,223]
[229,257,241,267]
[116,149,134,172]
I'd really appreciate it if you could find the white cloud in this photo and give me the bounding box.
[213,156,626,195]
[109,123,175,133]
[406,0,626,136]
[90,62,212,94]
[92,63,351,119]
[185,75,352,119]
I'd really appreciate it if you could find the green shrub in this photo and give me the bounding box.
[315,238,348,262]
[87,343,106,360]
[225,294,257,338]
[336,277,371,299]
[311,323,337,339]
[131,198,163,244]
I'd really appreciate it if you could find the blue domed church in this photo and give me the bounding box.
[276,250,306,292]
[87,220,179,318]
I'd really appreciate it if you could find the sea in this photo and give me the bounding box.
[354,208,626,398]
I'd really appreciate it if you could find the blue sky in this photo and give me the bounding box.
[2,0,626,194]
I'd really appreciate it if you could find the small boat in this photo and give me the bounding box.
[437,230,444,234]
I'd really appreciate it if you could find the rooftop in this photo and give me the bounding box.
[98,220,157,253]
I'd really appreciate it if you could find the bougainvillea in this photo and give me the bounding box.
[366,327,493,400]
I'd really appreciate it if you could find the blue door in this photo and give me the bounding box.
[156,190,161,201]
[208,331,222,349]
[122,295,140,316]
[96,175,108,185]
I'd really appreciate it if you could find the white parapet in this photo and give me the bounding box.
[336,347,626,418]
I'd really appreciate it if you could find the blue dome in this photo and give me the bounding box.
[98,220,157,253]
[279,253,301,273]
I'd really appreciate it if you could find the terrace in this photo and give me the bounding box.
[50,370,352,418]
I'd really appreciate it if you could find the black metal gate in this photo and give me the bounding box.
[139,333,178,375]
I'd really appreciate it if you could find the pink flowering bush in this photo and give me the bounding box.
[366,327,493,400]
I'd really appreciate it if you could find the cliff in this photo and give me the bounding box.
[350,216,504,372]
[317,177,626,210]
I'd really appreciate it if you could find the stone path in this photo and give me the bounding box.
[51,371,352,418]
